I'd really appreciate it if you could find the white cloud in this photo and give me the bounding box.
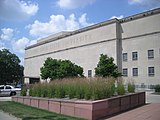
[19,57,24,65]
[0,28,14,41]
[12,37,36,54]
[0,41,5,50]
[0,27,36,54]
[79,13,93,26]
[20,1,38,16]
[57,0,95,9]
[110,15,124,19]
[12,37,29,53]
[128,0,143,4]
[27,13,93,38]
[128,0,160,8]
[66,14,80,30]
[0,0,38,20]
[28,40,37,46]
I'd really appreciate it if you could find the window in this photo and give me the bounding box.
[0,86,4,90]
[148,67,154,76]
[122,68,128,77]
[132,52,138,60]
[88,70,92,77]
[133,68,138,76]
[148,50,154,59]
[123,53,127,61]
[6,86,12,89]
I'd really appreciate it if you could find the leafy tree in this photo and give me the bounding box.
[0,49,24,84]
[95,54,121,78]
[40,57,84,80]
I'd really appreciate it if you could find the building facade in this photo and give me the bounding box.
[24,8,160,88]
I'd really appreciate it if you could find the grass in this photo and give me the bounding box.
[0,101,84,120]
[28,77,116,100]
[128,82,135,93]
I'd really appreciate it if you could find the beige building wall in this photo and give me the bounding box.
[24,8,160,87]
[121,11,160,87]
[24,21,120,80]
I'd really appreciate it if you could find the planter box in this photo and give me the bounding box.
[23,97,31,106]
[48,100,61,113]
[30,98,39,108]
[39,98,49,110]
[12,92,145,120]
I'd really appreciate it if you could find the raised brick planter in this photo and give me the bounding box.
[12,92,145,120]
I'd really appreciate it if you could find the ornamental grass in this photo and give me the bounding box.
[28,77,116,100]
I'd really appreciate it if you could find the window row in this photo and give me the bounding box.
[122,67,155,77]
[122,49,154,61]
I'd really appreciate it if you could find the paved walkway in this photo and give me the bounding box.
[0,97,11,101]
[0,111,18,120]
[104,103,160,120]
[0,97,19,120]
[104,91,160,120]
[146,91,160,103]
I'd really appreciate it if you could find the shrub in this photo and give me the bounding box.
[128,82,135,93]
[117,82,125,95]
[40,58,84,80]
[95,54,121,78]
[47,84,55,98]
[20,87,27,96]
[29,87,33,96]
[75,81,85,99]
[154,84,160,92]
[84,85,92,100]
[41,84,48,97]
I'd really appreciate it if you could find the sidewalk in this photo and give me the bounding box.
[146,91,160,103]
[103,91,160,120]
[0,111,18,120]
[104,103,160,120]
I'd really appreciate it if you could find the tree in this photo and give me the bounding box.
[0,49,24,84]
[95,54,121,78]
[40,57,84,80]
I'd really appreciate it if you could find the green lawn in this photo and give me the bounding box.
[0,101,84,120]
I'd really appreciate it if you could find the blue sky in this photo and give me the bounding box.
[0,0,160,65]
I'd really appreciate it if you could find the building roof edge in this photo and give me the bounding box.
[25,8,160,50]
[25,19,119,50]
[119,8,160,23]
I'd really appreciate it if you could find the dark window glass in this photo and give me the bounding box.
[6,86,12,89]
[123,53,128,61]
[88,70,92,77]
[122,68,128,77]
[0,86,4,90]
[148,67,155,76]
[132,52,138,60]
[148,50,154,59]
[133,68,138,76]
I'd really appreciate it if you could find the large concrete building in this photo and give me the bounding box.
[24,8,160,88]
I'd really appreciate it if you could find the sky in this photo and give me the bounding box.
[0,0,160,65]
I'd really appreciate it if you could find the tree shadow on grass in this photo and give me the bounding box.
[22,115,68,120]
[22,115,57,120]
[43,115,67,120]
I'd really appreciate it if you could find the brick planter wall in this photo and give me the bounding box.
[12,92,145,120]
